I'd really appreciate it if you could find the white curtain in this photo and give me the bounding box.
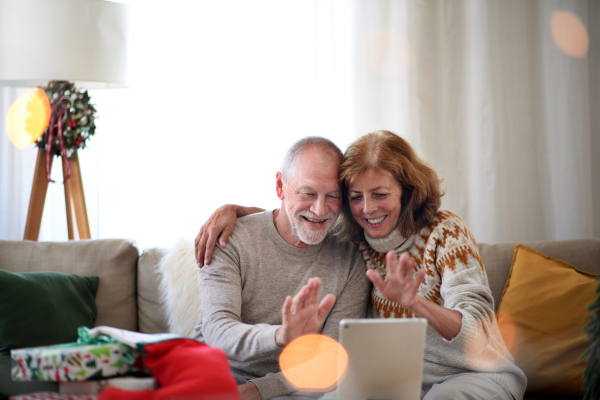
[1,0,598,248]
[350,0,599,244]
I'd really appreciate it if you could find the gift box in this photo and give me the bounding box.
[9,393,97,400]
[60,376,157,394]
[11,342,144,382]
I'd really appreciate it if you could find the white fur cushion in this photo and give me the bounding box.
[156,239,201,337]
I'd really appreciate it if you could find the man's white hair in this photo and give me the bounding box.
[280,136,343,185]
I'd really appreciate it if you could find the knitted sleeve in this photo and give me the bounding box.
[432,212,515,372]
[198,244,281,363]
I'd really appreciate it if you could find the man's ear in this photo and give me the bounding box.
[276,172,284,200]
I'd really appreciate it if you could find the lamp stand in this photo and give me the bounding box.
[23,148,91,241]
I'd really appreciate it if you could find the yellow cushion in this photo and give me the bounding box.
[496,244,598,396]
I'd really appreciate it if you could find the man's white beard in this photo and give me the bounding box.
[289,208,336,245]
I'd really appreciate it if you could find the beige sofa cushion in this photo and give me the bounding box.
[0,239,139,331]
[137,247,169,334]
[137,241,201,336]
[479,238,600,311]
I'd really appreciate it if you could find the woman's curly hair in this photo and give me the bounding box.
[333,130,444,241]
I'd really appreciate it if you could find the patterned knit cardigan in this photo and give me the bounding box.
[359,210,527,397]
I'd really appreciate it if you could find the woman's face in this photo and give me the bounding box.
[348,168,403,238]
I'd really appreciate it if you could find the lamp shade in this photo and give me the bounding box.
[0,0,129,89]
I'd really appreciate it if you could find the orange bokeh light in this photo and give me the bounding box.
[462,312,518,371]
[6,88,51,149]
[551,11,589,58]
[497,310,517,354]
[279,334,348,392]
[364,27,414,76]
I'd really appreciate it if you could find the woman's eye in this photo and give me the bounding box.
[350,196,362,202]
[374,193,388,198]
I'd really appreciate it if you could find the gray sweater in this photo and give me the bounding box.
[194,210,371,399]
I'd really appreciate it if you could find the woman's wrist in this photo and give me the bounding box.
[406,294,422,315]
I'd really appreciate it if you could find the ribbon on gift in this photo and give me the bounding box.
[38,327,136,366]
[44,97,73,183]
[75,327,136,365]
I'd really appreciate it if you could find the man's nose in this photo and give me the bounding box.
[312,196,327,217]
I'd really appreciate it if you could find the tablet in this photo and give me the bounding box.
[337,318,427,400]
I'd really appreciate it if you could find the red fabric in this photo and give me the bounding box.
[98,339,240,400]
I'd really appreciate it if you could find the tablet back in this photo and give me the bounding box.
[337,318,427,400]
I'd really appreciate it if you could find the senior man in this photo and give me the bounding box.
[194,137,371,400]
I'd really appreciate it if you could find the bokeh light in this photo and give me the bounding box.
[6,88,51,149]
[551,11,589,58]
[364,27,414,76]
[279,334,348,392]
[497,310,517,354]
[463,312,516,371]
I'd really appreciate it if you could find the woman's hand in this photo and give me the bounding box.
[366,251,426,309]
[367,251,463,340]
[195,204,238,267]
[275,277,336,348]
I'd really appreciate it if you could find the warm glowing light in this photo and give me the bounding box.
[6,88,51,149]
[497,311,517,354]
[279,334,348,392]
[463,313,515,370]
[551,11,589,58]
[364,28,414,76]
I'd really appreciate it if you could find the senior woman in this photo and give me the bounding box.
[195,130,526,400]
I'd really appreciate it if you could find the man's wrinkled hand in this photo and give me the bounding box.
[275,277,336,348]
[238,381,261,400]
[194,204,238,267]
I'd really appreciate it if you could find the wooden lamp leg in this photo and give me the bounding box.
[69,153,91,240]
[23,149,91,241]
[23,149,52,241]
[62,156,75,240]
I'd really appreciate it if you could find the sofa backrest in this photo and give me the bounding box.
[0,239,139,331]
[479,238,600,312]
[137,247,169,333]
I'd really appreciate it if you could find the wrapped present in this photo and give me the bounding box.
[11,328,145,382]
[9,393,97,400]
[60,376,157,394]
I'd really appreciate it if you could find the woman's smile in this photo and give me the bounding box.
[365,215,387,226]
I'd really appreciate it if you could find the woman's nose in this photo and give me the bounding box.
[363,198,376,214]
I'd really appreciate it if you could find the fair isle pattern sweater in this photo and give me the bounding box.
[359,210,527,398]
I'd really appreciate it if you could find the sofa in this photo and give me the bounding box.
[1,237,599,399]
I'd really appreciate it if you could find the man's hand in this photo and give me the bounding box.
[238,382,261,400]
[195,204,238,267]
[275,277,336,348]
[366,251,426,310]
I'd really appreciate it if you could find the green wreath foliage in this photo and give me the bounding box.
[35,81,97,158]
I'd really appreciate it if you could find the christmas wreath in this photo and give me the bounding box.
[35,81,97,159]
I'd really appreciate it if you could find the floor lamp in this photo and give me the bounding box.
[0,0,129,241]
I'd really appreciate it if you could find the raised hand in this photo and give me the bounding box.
[195,204,238,267]
[275,277,336,348]
[366,251,426,310]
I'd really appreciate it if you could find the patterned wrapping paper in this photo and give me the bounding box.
[9,393,97,400]
[11,342,144,382]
